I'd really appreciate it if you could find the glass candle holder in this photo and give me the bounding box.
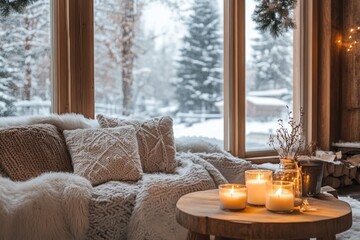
[266,181,294,213]
[218,184,247,211]
[245,170,273,205]
[273,168,302,206]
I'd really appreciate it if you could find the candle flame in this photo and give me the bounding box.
[275,187,282,197]
[230,185,234,196]
[257,174,261,182]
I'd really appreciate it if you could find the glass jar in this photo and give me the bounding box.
[245,170,273,206]
[265,181,294,213]
[273,158,302,206]
[218,184,247,211]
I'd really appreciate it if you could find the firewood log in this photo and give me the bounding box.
[342,165,350,176]
[323,176,341,189]
[327,163,335,175]
[349,166,357,179]
[355,170,360,184]
[333,164,344,177]
[340,175,353,186]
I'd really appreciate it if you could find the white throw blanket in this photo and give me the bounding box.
[127,152,252,240]
[0,172,92,240]
[85,151,253,240]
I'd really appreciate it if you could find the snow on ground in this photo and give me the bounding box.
[173,118,280,150]
[246,96,287,106]
[174,118,280,138]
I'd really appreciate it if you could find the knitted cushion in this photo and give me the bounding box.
[97,115,177,173]
[0,166,9,178]
[63,126,143,186]
[0,124,73,181]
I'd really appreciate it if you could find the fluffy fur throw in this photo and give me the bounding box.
[0,172,92,240]
[0,113,99,130]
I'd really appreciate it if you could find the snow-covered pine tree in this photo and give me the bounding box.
[0,0,50,104]
[0,0,38,17]
[0,14,19,116]
[0,61,16,116]
[94,0,185,116]
[175,0,222,114]
[250,30,293,91]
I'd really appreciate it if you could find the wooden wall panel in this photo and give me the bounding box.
[317,0,342,150]
[341,0,360,141]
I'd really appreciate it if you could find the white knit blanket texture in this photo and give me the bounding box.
[87,151,253,240]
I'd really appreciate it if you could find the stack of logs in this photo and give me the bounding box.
[322,161,359,189]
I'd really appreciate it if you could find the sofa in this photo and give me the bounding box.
[0,114,254,240]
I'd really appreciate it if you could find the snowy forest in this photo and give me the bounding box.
[0,0,293,148]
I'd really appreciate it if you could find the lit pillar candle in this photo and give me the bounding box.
[245,170,272,205]
[219,184,247,210]
[266,181,294,213]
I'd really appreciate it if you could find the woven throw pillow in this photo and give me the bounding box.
[0,166,9,178]
[97,115,177,173]
[63,126,143,186]
[0,124,73,181]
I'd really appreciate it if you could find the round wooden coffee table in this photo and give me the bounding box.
[176,189,352,240]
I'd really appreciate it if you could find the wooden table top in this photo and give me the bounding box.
[176,189,352,239]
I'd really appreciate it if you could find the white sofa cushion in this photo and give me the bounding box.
[64,126,143,186]
[97,115,177,173]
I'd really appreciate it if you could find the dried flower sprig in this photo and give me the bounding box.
[269,106,315,159]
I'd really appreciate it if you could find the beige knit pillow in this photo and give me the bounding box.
[97,115,177,173]
[63,126,143,186]
[0,124,73,181]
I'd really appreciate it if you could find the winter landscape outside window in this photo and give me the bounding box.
[0,0,299,154]
[94,0,224,144]
[0,0,51,116]
[245,1,296,151]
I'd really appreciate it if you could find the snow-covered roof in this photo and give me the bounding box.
[246,96,287,106]
[248,88,290,97]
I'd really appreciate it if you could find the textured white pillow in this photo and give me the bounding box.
[63,126,143,185]
[97,115,177,173]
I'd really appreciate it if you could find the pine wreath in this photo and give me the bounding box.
[252,0,297,38]
[0,0,38,17]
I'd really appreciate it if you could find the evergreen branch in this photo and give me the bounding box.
[0,0,38,17]
[252,0,297,38]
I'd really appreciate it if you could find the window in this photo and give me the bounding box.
[0,0,52,116]
[244,1,297,152]
[227,0,307,159]
[94,0,225,143]
[7,0,314,160]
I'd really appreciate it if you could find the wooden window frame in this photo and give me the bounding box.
[52,0,318,162]
[226,0,318,162]
[52,0,94,118]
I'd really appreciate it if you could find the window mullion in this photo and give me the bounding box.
[52,0,94,118]
[229,0,246,157]
[52,0,70,114]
